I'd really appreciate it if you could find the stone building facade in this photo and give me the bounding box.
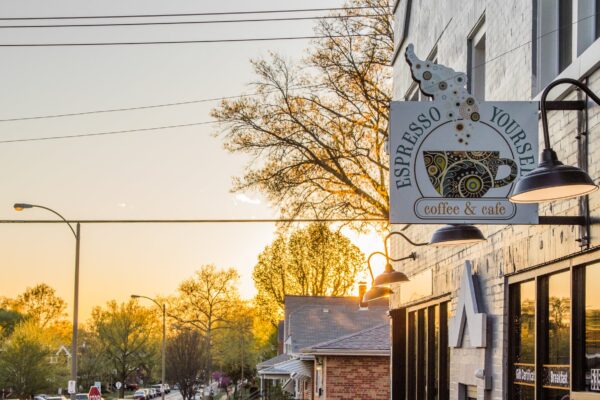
[389,1,600,399]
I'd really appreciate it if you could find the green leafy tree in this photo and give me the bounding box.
[0,309,25,338]
[211,0,392,227]
[1,284,67,328]
[213,302,258,396]
[0,320,63,398]
[166,329,206,400]
[170,264,240,379]
[91,300,160,397]
[253,223,365,325]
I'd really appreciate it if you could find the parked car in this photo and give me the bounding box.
[75,394,89,400]
[150,385,162,395]
[143,388,152,399]
[133,389,147,400]
[164,384,170,394]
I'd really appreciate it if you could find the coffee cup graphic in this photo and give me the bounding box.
[423,150,517,198]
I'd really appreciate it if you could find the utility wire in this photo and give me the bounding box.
[0,14,382,29]
[0,33,378,47]
[0,6,384,21]
[0,84,324,122]
[1,14,595,143]
[0,121,217,143]
[0,218,387,224]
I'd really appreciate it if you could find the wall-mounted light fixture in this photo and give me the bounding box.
[363,251,413,302]
[510,78,600,203]
[429,224,486,246]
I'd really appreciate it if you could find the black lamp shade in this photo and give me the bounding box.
[509,149,597,203]
[362,286,393,302]
[374,266,409,287]
[429,224,486,246]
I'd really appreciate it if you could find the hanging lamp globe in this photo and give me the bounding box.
[373,263,409,287]
[362,286,393,302]
[429,224,486,246]
[509,148,598,203]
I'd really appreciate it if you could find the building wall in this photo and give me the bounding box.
[390,0,600,399]
[322,356,390,400]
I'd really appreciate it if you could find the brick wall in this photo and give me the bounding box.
[323,356,389,400]
[390,1,600,399]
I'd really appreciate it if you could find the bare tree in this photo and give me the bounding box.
[211,0,392,228]
[170,265,240,381]
[166,329,206,400]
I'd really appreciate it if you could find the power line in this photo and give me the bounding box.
[0,84,324,123]
[0,6,384,21]
[0,121,217,143]
[0,33,376,47]
[0,218,386,224]
[0,14,381,29]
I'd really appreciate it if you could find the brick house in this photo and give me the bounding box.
[301,323,390,400]
[257,294,389,399]
[388,1,600,399]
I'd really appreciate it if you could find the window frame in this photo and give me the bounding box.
[507,254,600,399]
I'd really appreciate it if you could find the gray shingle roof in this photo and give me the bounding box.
[284,295,389,353]
[300,323,390,355]
[256,353,293,370]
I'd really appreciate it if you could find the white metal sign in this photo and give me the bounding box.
[68,380,76,395]
[115,382,122,390]
[389,44,539,224]
[449,261,486,348]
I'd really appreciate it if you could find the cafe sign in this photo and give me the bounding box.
[389,44,539,224]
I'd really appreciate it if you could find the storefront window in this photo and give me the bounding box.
[585,265,600,391]
[510,280,536,400]
[404,301,449,400]
[542,271,570,399]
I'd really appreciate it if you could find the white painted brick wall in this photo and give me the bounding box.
[390,1,600,399]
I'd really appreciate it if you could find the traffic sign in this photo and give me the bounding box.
[94,382,101,392]
[88,386,101,400]
[68,380,76,395]
[115,382,122,390]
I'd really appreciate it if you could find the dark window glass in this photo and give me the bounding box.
[510,281,536,400]
[585,264,600,391]
[596,0,600,40]
[542,271,571,399]
[558,0,573,72]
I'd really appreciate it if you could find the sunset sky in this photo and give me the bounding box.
[0,0,386,319]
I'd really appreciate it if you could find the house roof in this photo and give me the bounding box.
[258,358,312,380]
[300,323,390,356]
[257,353,293,370]
[284,295,389,353]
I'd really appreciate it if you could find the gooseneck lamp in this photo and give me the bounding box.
[429,224,486,246]
[510,78,600,203]
[363,251,412,302]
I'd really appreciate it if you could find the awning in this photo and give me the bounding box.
[258,358,312,380]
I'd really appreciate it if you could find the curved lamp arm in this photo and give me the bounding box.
[131,294,162,309]
[14,203,77,239]
[384,231,427,258]
[541,78,600,150]
[366,251,416,282]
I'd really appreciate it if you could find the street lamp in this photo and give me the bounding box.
[131,295,166,400]
[13,203,80,400]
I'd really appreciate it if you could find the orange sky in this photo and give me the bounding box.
[0,0,387,320]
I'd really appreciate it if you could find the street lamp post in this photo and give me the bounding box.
[131,295,166,400]
[13,203,80,400]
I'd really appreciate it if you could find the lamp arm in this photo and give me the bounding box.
[133,294,162,310]
[31,205,77,238]
[541,78,600,150]
[366,251,416,282]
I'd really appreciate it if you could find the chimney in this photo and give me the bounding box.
[358,281,368,309]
